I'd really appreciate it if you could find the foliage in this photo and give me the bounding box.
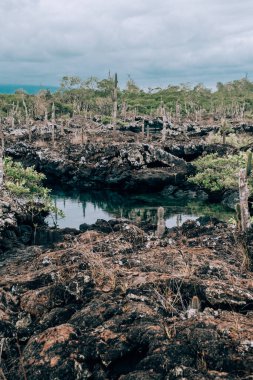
[4,157,63,221]
[101,115,112,125]
[1,76,253,121]
[206,132,253,148]
[189,153,253,193]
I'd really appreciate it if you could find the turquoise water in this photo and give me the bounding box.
[46,189,234,229]
[0,84,58,95]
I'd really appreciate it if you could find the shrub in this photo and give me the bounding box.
[189,153,253,193]
[4,157,63,221]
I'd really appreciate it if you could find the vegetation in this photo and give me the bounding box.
[189,153,253,193]
[1,76,253,123]
[4,157,63,222]
[206,132,253,148]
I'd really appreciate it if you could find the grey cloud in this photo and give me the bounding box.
[1,0,253,88]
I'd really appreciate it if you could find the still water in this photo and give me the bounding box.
[46,189,234,229]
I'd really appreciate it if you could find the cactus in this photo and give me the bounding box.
[112,73,118,131]
[161,124,167,143]
[187,295,201,318]
[51,102,56,123]
[246,151,252,177]
[157,206,164,220]
[235,203,241,230]
[44,108,48,123]
[0,120,4,151]
[160,101,167,143]
[236,151,253,232]
[142,120,145,138]
[239,168,251,231]
[156,206,165,238]
[191,295,200,311]
[147,126,150,141]
[22,98,29,125]
[220,117,229,144]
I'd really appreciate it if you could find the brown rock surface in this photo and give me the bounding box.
[0,218,253,379]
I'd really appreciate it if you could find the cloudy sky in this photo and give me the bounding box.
[1,0,253,89]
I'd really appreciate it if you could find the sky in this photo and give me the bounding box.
[1,0,253,89]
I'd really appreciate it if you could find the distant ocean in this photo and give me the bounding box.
[0,84,59,95]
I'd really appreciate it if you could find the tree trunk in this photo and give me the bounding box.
[239,168,251,231]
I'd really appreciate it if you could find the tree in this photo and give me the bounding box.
[126,75,140,94]
[60,76,81,90]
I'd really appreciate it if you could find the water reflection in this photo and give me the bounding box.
[46,189,234,229]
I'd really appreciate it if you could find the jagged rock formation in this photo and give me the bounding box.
[6,142,191,192]
[0,217,252,379]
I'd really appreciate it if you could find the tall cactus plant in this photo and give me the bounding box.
[156,206,166,238]
[238,151,252,231]
[51,102,56,124]
[0,119,4,151]
[161,101,167,143]
[22,98,28,123]
[51,103,56,145]
[112,73,118,132]
[246,151,252,177]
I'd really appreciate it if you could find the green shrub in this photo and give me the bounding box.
[101,115,112,125]
[4,157,63,221]
[189,153,253,193]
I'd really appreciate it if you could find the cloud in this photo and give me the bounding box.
[1,0,253,88]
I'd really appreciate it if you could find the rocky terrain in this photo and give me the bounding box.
[0,120,253,379]
[4,119,242,204]
[6,141,190,193]
[0,213,253,380]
